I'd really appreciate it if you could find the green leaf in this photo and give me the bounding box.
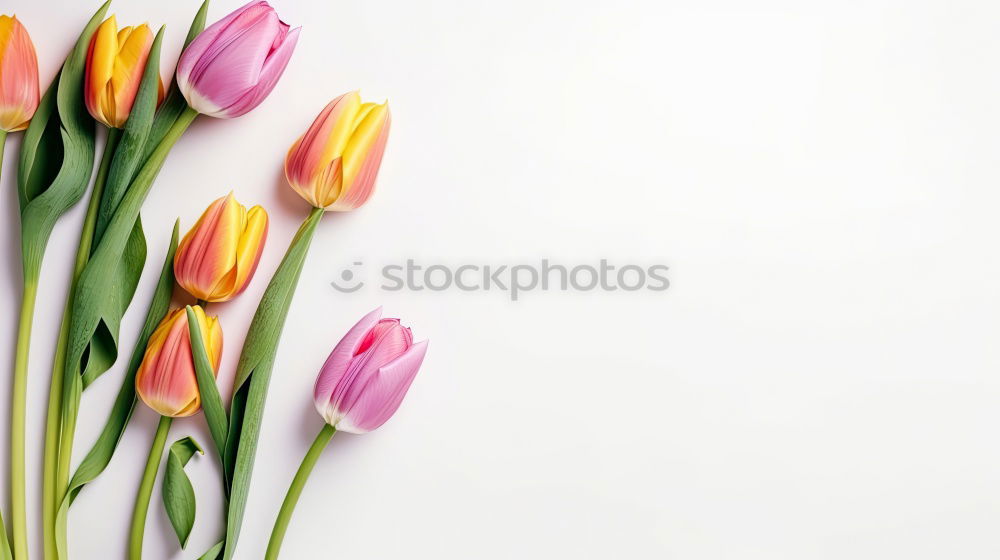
[186,307,229,468]
[0,508,10,560]
[16,0,109,281]
[224,208,324,559]
[162,436,204,548]
[60,89,197,495]
[93,26,166,245]
[65,221,178,505]
[143,0,210,163]
[53,222,179,558]
[198,541,224,560]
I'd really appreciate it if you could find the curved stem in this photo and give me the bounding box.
[129,416,172,560]
[42,125,121,560]
[10,278,36,560]
[265,424,336,560]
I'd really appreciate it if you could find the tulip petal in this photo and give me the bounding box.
[0,15,39,131]
[329,108,390,212]
[338,340,428,434]
[222,25,299,118]
[177,0,268,89]
[314,307,382,416]
[326,320,413,426]
[232,205,268,298]
[110,24,154,126]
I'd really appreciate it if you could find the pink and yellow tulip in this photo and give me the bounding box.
[313,307,428,434]
[174,193,269,303]
[0,15,39,132]
[84,16,163,129]
[176,1,299,118]
[135,307,223,418]
[285,92,391,211]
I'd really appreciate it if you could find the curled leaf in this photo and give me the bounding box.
[162,436,204,548]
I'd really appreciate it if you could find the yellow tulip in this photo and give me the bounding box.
[84,16,162,128]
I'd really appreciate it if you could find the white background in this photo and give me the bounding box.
[1,0,998,558]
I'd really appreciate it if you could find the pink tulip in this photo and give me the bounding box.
[313,308,428,434]
[176,1,299,118]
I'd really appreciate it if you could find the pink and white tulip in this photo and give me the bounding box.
[313,308,428,434]
[176,1,299,118]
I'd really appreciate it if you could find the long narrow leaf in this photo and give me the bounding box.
[53,222,178,557]
[198,542,224,560]
[77,27,164,389]
[16,0,108,280]
[187,306,229,465]
[143,0,210,163]
[223,208,324,559]
[162,436,204,548]
[93,26,167,243]
[65,221,179,504]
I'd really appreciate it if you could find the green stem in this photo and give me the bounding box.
[42,126,121,560]
[10,276,36,560]
[0,129,6,182]
[129,416,172,560]
[0,129,10,560]
[56,107,197,532]
[265,424,335,560]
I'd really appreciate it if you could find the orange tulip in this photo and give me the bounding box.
[285,91,391,210]
[84,16,163,128]
[174,193,269,303]
[135,307,222,417]
[0,15,39,132]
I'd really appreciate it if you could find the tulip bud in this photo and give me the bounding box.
[176,1,299,118]
[84,17,163,128]
[314,308,428,434]
[174,193,269,303]
[0,15,39,132]
[136,307,223,418]
[285,92,391,211]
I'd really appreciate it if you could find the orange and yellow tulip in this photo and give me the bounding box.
[285,91,391,211]
[84,16,162,128]
[0,15,39,132]
[174,193,269,303]
[135,307,222,418]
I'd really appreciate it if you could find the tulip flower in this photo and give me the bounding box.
[135,306,223,418]
[265,308,427,559]
[0,14,39,133]
[84,16,164,129]
[313,307,428,434]
[225,93,394,558]
[175,193,269,303]
[285,92,391,211]
[177,1,299,118]
[131,305,221,558]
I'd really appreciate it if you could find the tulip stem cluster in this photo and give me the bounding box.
[265,424,336,560]
[38,124,122,556]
